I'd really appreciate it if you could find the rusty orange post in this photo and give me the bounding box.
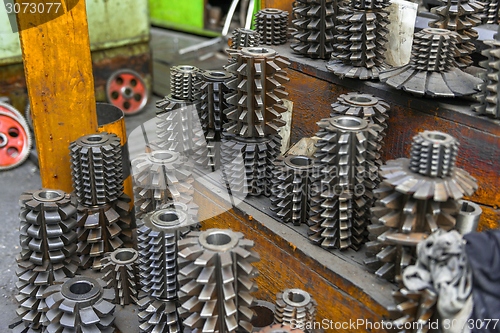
[15,0,98,192]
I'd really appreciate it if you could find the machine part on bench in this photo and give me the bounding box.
[170,65,203,102]
[274,289,317,331]
[455,200,482,235]
[364,130,478,282]
[225,47,290,138]
[221,134,282,197]
[14,189,79,332]
[101,248,140,306]
[291,0,336,59]
[137,294,182,333]
[330,92,390,133]
[270,155,321,226]
[231,28,261,50]
[178,229,260,333]
[44,276,116,333]
[131,150,195,219]
[259,324,306,333]
[137,207,196,300]
[308,116,384,250]
[70,132,123,206]
[429,0,482,68]
[254,8,289,45]
[0,104,32,171]
[327,6,389,80]
[474,26,500,119]
[106,69,148,116]
[76,195,134,270]
[379,28,482,97]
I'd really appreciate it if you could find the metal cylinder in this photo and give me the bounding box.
[455,200,482,234]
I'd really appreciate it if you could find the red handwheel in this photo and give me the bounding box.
[106,69,148,116]
[0,104,32,170]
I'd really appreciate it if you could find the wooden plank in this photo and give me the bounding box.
[15,0,98,192]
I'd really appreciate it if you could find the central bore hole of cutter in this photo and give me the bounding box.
[336,118,361,127]
[264,8,279,13]
[153,152,174,160]
[179,65,195,71]
[287,291,306,303]
[248,47,269,54]
[209,71,226,77]
[38,190,62,200]
[115,250,135,261]
[206,233,232,246]
[290,156,311,167]
[250,305,275,328]
[427,133,447,141]
[87,135,103,142]
[70,281,93,295]
[159,212,179,222]
[349,96,373,104]
[461,202,475,213]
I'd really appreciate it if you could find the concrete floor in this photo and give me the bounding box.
[0,28,228,332]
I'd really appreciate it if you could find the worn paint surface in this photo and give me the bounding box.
[194,180,393,333]
[149,0,208,36]
[16,0,98,192]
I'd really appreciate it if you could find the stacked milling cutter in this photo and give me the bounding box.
[195,70,236,169]
[255,8,289,45]
[231,28,261,50]
[474,25,500,119]
[69,132,135,270]
[13,189,79,333]
[327,0,390,79]
[364,130,478,282]
[429,0,482,68]
[222,47,290,196]
[274,289,317,330]
[131,150,195,219]
[291,0,336,59]
[154,65,205,155]
[379,28,482,97]
[308,115,384,250]
[137,206,198,333]
[178,229,260,332]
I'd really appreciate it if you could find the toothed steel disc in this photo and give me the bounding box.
[429,0,482,68]
[132,150,195,219]
[327,8,389,79]
[44,277,116,333]
[70,132,124,206]
[255,8,289,45]
[224,47,290,138]
[178,229,260,333]
[388,288,437,332]
[275,289,317,331]
[170,65,203,101]
[270,155,321,226]
[330,92,390,132]
[291,0,336,59]
[231,28,261,50]
[379,28,482,97]
[138,208,196,300]
[221,135,282,197]
[137,294,182,333]
[308,116,384,251]
[101,248,140,306]
[259,324,306,333]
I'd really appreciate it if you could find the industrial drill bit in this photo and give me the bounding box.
[255,8,289,45]
[275,289,317,331]
[291,0,336,59]
[224,47,290,138]
[473,25,500,119]
[270,155,321,226]
[327,4,390,80]
[101,248,140,306]
[178,229,260,333]
[170,65,203,101]
[330,92,390,133]
[364,131,478,282]
[429,0,483,68]
[379,28,483,97]
[231,28,261,49]
[131,150,195,219]
[14,189,79,332]
[221,134,282,197]
[308,116,384,250]
[69,132,123,206]
[44,276,116,333]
